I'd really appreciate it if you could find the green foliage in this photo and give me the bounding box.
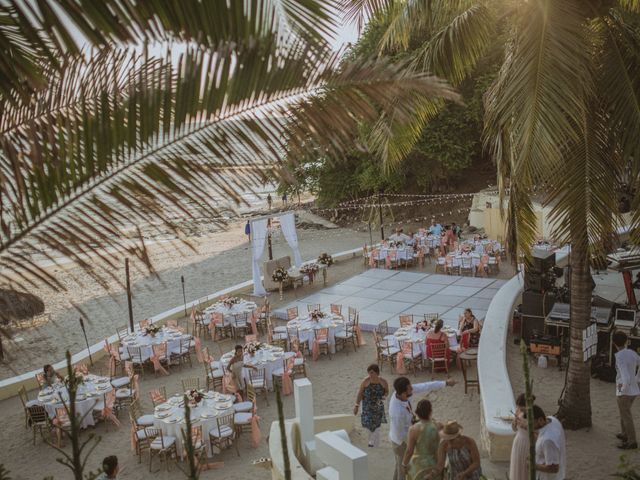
[613,455,640,479]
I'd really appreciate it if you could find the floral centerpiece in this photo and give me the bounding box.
[244,341,265,356]
[222,296,240,309]
[415,321,429,332]
[309,309,325,322]
[186,389,204,407]
[388,241,405,249]
[317,252,333,266]
[272,267,289,283]
[64,372,85,388]
[144,324,160,336]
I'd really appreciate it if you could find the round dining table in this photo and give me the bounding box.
[220,344,295,390]
[122,327,190,361]
[203,299,258,325]
[36,374,113,429]
[287,312,344,354]
[153,391,237,457]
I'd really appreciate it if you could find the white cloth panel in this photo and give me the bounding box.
[251,218,269,296]
[279,212,303,267]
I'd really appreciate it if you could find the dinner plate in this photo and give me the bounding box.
[96,385,109,390]
[215,403,232,410]
[201,411,217,418]
[156,404,172,411]
[155,411,171,419]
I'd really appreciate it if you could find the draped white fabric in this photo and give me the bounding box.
[251,218,269,296]
[279,212,303,267]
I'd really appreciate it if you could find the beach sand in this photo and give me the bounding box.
[0,220,637,479]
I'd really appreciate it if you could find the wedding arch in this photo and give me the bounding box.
[250,211,302,296]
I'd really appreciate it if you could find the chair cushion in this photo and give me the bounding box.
[210,361,222,370]
[92,400,105,412]
[137,414,155,426]
[209,425,234,438]
[233,401,253,413]
[150,436,176,449]
[271,367,285,376]
[335,331,353,339]
[208,369,224,379]
[272,333,287,340]
[136,429,149,440]
[273,326,287,333]
[293,357,304,366]
[110,376,130,388]
[115,388,134,399]
[234,412,252,424]
[382,347,400,356]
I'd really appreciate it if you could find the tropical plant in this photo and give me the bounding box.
[0,1,458,301]
[342,0,640,429]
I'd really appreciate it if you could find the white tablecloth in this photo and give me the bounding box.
[122,328,190,361]
[204,300,257,325]
[36,375,113,429]
[220,346,295,390]
[287,313,344,354]
[153,392,236,457]
[447,253,482,268]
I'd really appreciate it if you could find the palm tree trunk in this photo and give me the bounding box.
[556,226,592,429]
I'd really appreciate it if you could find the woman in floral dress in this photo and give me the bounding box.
[354,364,389,447]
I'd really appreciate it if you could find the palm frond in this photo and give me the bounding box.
[339,0,393,32]
[598,11,640,162]
[411,4,493,85]
[544,107,622,256]
[484,0,592,185]
[2,0,339,101]
[617,0,640,13]
[0,41,456,292]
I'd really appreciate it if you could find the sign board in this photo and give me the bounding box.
[582,323,597,362]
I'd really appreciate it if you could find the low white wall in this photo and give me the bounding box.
[478,273,522,461]
[0,246,364,400]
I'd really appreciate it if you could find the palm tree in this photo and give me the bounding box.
[0,1,458,298]
[341,0,640,428]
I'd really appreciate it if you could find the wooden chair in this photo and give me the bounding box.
[148,386,167,407]
[400,340,422,375]
[34,372,46,389]
[171,337,192,369]
[330,304,343,317]
[247,369,269,406]
[334,325,357,354]
[307,304,321,312]
[26,405,53,445]
[191,309,207,338]
[267,322,288,350]
[211,312,231,340]
[145,427,178,472]
[314,328,331,359]
[184,425,207,467]
[373,332,400,373]
[231,313,249,339]
[208,412,238,456]
[399,315,413,327]
[234,385,257,437]
[151,342,171,376]
[182,377,200,392]
[205,361,224,392]
[423,313,440,324]
[256,302,270,335]
[116,325,130,341]
[459,256,474,276]
[287,327,309,356]
[129,406,152,462]
[426,340,449,373]
[286,306,299,320]
[435,256,447,274]
[126,346,147,377]
[18,386,38,429]
[139,319,150,329]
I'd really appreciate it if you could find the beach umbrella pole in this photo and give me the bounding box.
[181,275,187,317]
[125,258,134,333]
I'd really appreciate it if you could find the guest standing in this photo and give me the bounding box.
[354,364,389,447]
[96,455,119,480]
[389,376,456,480]
[533,405,566,480]
[429,218,443,237]
[266,193,272,210]
[613,331,640,449]
[434,421,482,480]
[401,399,440,480]
[245,220,251,242]
[510,393,533,480]
[282,192,287,206]
[227,345,255,396]
[444,225,456,253]
[458,308,481,348]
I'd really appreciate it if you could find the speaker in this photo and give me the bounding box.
[524,273,547,292]
[521,290,555,317]
[521,314,546,343]
[526,251,556,274]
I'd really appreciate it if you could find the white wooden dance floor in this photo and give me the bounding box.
[273,269,509,331]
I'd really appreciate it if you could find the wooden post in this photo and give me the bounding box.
[378,192,384,241]
[125,258,134,333]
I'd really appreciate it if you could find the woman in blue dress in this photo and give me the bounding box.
[354,364,389,447]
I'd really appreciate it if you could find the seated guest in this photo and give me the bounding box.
[427,319,450,350]
[458,308,481,348]
[429,218,443,237]
[42,364,63,387]
[389,228,404,242]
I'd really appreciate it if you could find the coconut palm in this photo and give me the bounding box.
[342,0,640,428]
[0,0,458,301]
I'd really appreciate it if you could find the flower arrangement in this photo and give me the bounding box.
[309,309,325,322]
[64,372,85,388]
[186,389,204,407]
[244,341,265,355]
[144,324,160,336]
[300,263,319,275]
[388,241,405,249]
[272,267,289,283]
[415,321,429,331]
[222,296,240,309]
[317,252,333,266]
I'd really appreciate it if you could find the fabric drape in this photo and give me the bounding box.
[251,218,269,296]
[279,212,303,267]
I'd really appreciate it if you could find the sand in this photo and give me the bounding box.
[0,221,637,479]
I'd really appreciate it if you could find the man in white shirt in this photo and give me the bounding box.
[613,331,640,449]
[389,376,456,480]
[533,406,566,480]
